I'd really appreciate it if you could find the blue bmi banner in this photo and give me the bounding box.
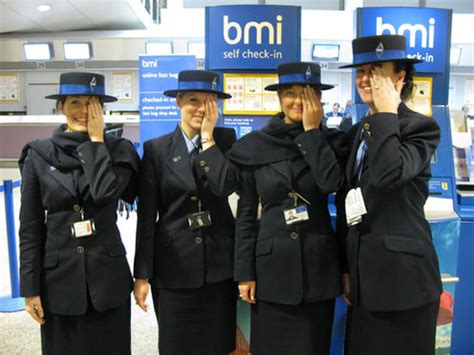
[357,7,452,73]
[139,55,196,152]
[205,5,301,70]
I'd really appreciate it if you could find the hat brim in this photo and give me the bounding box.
[163,89,231,99]
[45,94,118,102]
[339,57,423,69]
[264,83,334,91]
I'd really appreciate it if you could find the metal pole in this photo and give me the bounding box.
[4,180,20,298]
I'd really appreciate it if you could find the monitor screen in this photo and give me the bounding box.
[312,44,340,61]
[24,43,53,60]
[450,47,462,65]
[63,42,92,60]
[145,42,173,55]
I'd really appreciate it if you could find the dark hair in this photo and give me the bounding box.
[277,85,322,96]
[394,61,416,101]
[55,96,105,113]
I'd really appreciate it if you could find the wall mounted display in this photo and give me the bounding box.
[223,73,279,115]
[0,73,19,102]
[406,76,433,117]
[113,72,133,101]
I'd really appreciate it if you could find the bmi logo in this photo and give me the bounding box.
[376,17,435,49]
[223,15,283,45]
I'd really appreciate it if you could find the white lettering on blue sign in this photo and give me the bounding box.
[141,59,158,68]
[223,15,283,45]
[376,17,435,49]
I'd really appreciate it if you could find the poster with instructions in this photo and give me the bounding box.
[406,77,433,117]
[224,73,279,115]
[0,73,19,102]
[113,72,133,101]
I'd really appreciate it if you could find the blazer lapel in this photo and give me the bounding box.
[48,165,77,198]
[345,124,363,187]
[292,158,308,181]
[165,127,198,194]
[268,160,292,187]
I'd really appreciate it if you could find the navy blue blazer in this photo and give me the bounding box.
[134,126,239,289]
[342,103,443,312]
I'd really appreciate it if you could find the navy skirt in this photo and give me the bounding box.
[152,279,237,355]
[250,298,336,355]
[345,299,439,355]
[41,297,131,355]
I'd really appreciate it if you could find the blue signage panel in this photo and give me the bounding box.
[205,5,301,70]
[223,115,270,139]
[139,55,195,152]
[357,7,452,73]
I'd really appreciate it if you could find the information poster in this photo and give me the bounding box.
[113,72,133,101]
[0,73,19,102]
[139,55,196,153]
[224,74,279,115]
[406,77,433,117]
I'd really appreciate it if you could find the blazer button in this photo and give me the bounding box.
[190,196,198,202]
[73,204,81,212]
[77,246,85,253]
[297,143,302,148]
[199,160,206,167]
[204,166,211,173]
[195,236,203,244]
[78,152,84,158]
[80,159,86,164]
[290,232,299,240]
[363,123,371,131]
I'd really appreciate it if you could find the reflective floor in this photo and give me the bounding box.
[0,167,159,354]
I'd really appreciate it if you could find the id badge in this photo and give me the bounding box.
[71,219,95,238]
[187,210,212,230]
[345,187,367,226]
[283,204,309,225]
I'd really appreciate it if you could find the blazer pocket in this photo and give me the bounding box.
[43,251,59,268]
[255,239,273,257]
[104,241,127,257]
[384,235,425,257]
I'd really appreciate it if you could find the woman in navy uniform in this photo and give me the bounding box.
[19,72,139,354]
[227,62,347,355]
[133,70,239,355]
[339,35,442,355]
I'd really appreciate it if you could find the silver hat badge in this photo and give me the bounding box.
[305,65,312,80]
[89,77,97,92]
[375,42,384,59]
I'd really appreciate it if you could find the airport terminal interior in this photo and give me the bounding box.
[0,0,473,354]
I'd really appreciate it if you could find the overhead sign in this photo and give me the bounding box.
[205,5,301,70]
[357,7,452,73]
[139,55,195,152]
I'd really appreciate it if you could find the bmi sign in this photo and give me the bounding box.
[205,5,301,70]
[357,7,452,73]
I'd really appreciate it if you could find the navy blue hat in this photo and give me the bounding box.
[264,62,334,91]
[163,70,231,99]
[340,34,422,69]
[45,72,117,102]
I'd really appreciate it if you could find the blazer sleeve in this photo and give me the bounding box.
[294,128,347,194]
[194,131,240,197]
[19,150,46,297]
[234,168,259,282]
[134,140,158,280]
[363,111,440,191]
[76,141,138,205]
